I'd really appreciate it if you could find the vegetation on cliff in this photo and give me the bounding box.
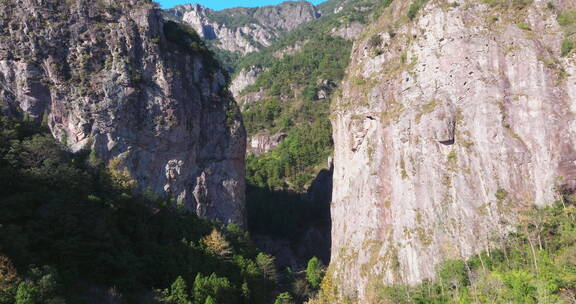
[239,0,395,192]
[378,200,576,303]
[309,200,576,303]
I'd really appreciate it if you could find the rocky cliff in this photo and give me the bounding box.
[0,0,246,225]
[166,1,319,55]
[230,65,264,98]
[330,0,576,300]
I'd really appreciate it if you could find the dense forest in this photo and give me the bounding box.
[238,0,394,192]
[0,115,324,304]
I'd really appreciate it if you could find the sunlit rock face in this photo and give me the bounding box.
[167,2,319,55]
[330,0,576,300]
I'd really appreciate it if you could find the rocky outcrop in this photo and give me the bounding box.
[167,2,319,55]
[236,89,268,109]
[330,0,576,300]
[0,0,246,225]
[248,132,287,155]
[331,22,364,40]
[230,66,264,98]
[273,42,305,59]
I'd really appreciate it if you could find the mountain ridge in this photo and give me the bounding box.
[165,1,320,55]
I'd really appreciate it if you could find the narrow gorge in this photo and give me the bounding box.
[0,0,575,303]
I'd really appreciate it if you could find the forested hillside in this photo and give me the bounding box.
[165,1,319,66]
[0,115,278,303]
[238,0,393,191]
[3,0,576,303]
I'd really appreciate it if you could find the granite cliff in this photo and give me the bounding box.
[0,0,246,225]
[329,0,576,301]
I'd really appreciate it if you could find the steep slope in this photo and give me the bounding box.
[329,0,576,301]
[166,1,319,55]
[0,0,246,225]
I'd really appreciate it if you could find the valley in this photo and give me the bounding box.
[0,0,575,303]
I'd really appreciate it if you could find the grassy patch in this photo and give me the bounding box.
[561,38,574,56]
[408,0,428,20]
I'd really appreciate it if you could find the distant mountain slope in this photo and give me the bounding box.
[231,0,393,191]
[165,1,319,55]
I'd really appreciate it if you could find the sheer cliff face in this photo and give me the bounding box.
[168,2,319,54]
[331,0,576,300]
[0,0,246,225]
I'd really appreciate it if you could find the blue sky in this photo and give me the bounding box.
[158,0,326,10]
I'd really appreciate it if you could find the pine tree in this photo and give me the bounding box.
[256,253,277,283]
[15,282,37,304]
[162,276,190,304]
[306,257,324,290]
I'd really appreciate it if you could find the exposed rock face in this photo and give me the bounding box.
[273,42,305,59]
[167,2,319,55]
[331,22,364,40]
[247,132,287,155]
[236,89,268,110]
[230,66,264,98]
[330,0,576,300]
[0,0,246,225]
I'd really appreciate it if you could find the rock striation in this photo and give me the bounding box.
[166,1,319,55]
[330,0,576,300]
[0,0,246,225]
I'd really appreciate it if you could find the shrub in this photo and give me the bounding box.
[274,292,294,304]
[408,0,428,20]
[437,259,469,289]
[306,257,325,290]
[15,282,37,304]
[557,9,576,27]
[561,38,574,56]
[368,34,382,48]
[496,188,509,200]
